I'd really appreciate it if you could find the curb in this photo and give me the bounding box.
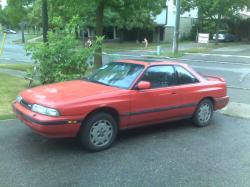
[218,102,250,119]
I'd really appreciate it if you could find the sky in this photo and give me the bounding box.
[0,0,7,8]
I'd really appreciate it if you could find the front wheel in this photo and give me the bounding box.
[193,99,213,127]
[78,113,118,152]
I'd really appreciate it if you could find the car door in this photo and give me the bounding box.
[128,65,182,127]
[173,65,202,116]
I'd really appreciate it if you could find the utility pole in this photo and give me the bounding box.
[173,0,181,54]
[42,0,48,43]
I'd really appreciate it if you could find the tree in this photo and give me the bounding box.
[42,0,48,42]
[181,0,250,44]
[5,0,26,27]
[0,7,8,27]
[41,0,165,67]
[89,0,165,68]
[27,0,165,67]
[5,0,35,28]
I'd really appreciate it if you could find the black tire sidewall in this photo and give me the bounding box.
[79,113,118,151]
[193,99,213,127]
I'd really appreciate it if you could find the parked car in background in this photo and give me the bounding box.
[3,29,17,34]
[213,31,239,42]
[13,59,229,151]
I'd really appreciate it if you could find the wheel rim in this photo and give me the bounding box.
[198,103,212,124]
[90,120,113,147]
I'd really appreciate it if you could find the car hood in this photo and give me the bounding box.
[20,80,121,107]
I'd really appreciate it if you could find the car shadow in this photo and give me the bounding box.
[19,118,210,155]
[117,119,194,141]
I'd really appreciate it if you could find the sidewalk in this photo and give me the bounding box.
[0,68,26,78]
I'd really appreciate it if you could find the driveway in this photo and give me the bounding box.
[0,114,250,187]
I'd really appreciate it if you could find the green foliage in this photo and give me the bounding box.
[181,0,250,34]
[2,0,35,27]
[0,8,8,26]
[27,17,102,83]
[27,0,42,27]
[29,0,165,30]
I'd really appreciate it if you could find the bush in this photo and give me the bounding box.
[27,16,102,84]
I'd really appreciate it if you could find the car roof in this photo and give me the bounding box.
[114,59,184,66]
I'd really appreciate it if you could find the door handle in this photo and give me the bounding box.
[159,92,177,96]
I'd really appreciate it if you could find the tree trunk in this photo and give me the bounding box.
[42,0,48,43]
[75,26,79,39]
[215,13,222,45]
[94,0,105,69]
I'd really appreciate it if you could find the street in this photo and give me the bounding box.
[0,33,32,64]
[1,114,250,187]
[1,0,250,186]
[1,34,250,186]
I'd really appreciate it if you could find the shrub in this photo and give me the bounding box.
[27,16,102,84]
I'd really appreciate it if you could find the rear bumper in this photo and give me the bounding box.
[214,96,229,110]
[13,102,82,138]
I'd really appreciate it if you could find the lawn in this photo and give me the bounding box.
[13,34,42,44]
[103,42,171,53]
[0,74,27,120]
[0,63,33,71]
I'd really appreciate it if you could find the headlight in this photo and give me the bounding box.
[31,104,60,116]
[16,95,22,103]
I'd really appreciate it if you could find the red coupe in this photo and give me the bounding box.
[13,59,229,151]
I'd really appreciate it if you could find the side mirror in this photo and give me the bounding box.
[137,81,151,90]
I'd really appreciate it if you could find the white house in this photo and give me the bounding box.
[82,0,199,43]
[154,0,198,42]
[240,9,250,19]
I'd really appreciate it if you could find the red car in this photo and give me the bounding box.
[13,59,229,151]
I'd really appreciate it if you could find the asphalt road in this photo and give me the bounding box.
[1,36,250,186]
[1,114,250,187]
[0,32,32,63]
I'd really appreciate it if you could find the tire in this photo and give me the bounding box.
[192,99,213,127]
[78,112,118,152]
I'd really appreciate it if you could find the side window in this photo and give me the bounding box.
[141,66,176,88]
[175,66,199,85]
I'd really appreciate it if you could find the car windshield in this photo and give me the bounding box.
[219,31,227,34]
[86,62,144,89]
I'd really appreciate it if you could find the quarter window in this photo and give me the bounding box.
[141,66,176,88]
[175,66,199,84]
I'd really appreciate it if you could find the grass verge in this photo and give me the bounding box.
[103,42,171,53]
[160,42,238,58]
[13,34,41,44]
[0,73,27,120]
[0,64,33,71]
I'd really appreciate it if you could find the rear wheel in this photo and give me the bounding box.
[193,99,213,127]
[78,112,118,151]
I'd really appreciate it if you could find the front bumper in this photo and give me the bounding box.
[13,102,82,138]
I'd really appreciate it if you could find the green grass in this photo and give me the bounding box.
[13,34,41,44]
[160,42,241,58]
[0,114,16,120]
[160,51,185,58]
[0,64,33,71]
[103,42,171,53]
[0,74,27,120]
